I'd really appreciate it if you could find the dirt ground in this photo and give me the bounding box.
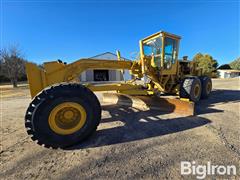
[1,78,239,179]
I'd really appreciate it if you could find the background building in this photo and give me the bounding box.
[79,52,131,82]
[217,69,240,78]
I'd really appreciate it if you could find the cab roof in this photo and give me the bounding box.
[141,31,181,42]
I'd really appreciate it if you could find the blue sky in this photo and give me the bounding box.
[1,1,239,65]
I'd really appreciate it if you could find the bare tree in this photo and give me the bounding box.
[0,46,26,87]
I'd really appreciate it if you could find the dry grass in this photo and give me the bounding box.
[0,84,29,98]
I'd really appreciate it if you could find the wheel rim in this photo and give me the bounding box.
[193,84,200,99]
[206,81,211,94]
[48,102,87,135]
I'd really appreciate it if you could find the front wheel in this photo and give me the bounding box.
[25,83,101,148]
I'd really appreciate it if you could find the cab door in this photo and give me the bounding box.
[161,36,179,75]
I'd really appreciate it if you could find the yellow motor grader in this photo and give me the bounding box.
[25,31,212,148]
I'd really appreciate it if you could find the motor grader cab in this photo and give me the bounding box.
[25,31,212,148]
[140,31,180,75]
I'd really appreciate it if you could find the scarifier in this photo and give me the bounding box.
[25,31,212,148]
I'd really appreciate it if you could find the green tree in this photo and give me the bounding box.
[229,57,240,70]
[193,53,218,76]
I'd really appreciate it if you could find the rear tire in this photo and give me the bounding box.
[25,83,101,148]
[199,76,212,99]
[180,77,202,102]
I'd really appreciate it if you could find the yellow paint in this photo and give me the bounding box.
[193,83,201,98]
[206,81,211,94]
[118,89,154,95]
[26,63,44,98]
[48,102,87,135]
[116,50,121,61]
[180,98,190,102]
[86,83,142,92]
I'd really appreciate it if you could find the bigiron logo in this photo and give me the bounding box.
[181,161,237,179]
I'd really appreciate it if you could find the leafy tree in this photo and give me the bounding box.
[0,46,27,87]
[229,57,240,70]
[193,53,218,76]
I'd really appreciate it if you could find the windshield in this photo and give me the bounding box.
[143,37,162,56]
[143,37,162,68]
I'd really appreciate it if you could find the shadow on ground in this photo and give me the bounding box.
[69,106,210,150]
[196,89,240,115]
[68,89,239,150]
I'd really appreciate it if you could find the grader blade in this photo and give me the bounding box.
[102,93,195,116]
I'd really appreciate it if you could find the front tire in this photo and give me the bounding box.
[25,83,101,148]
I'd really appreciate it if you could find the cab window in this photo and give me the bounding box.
[143,37,162,68]
[164,37,177,69]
